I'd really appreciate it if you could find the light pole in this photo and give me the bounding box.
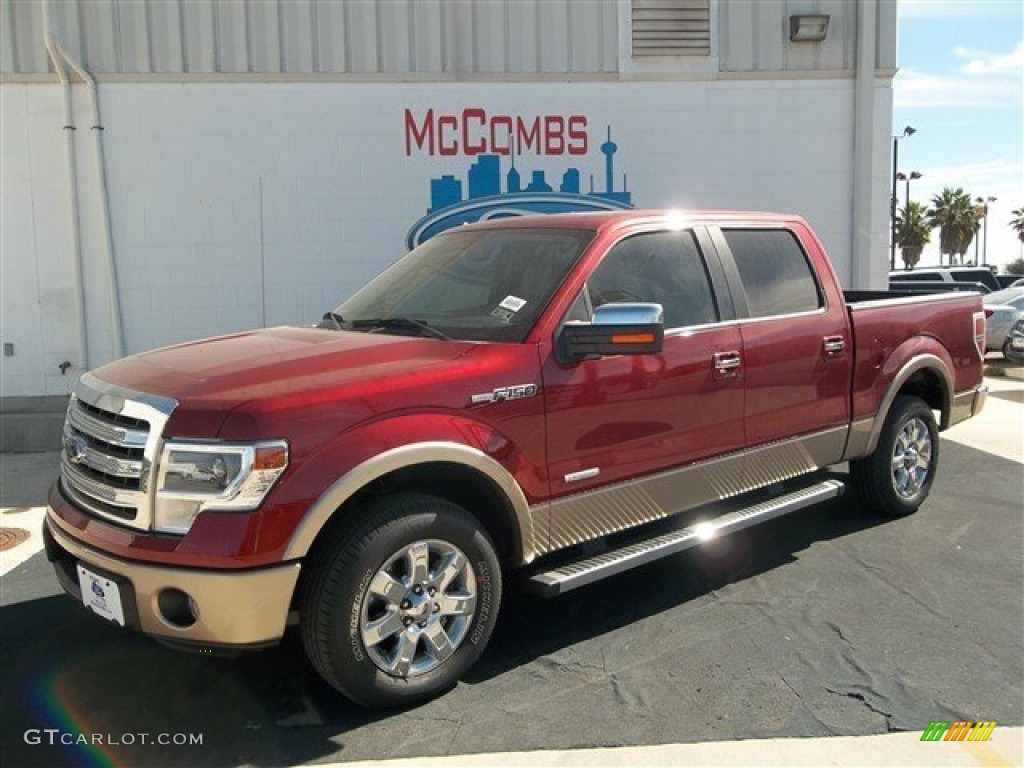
[894,171,921,269]
[979,195,997,265]
[896,170,922,210]
[891,126,916,270]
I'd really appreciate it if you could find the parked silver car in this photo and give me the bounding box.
[1005,318,1024,364]
[983,287,1024,357]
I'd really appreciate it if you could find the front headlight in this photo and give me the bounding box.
[154,440,289,534]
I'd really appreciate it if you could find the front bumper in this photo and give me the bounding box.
[45,509,300,647]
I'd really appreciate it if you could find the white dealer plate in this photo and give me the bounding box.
[76,564,126,626]
[1011,337,1024,350]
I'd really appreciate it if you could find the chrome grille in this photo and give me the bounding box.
[59,372,177,531]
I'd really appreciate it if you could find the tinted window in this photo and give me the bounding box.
[587,231,718,328]
[334,228,593,342]
[950,269,999,291]
[891,272,942,282]
[723,229,822,318]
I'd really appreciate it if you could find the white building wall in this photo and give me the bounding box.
[2,78,881,396]
[4,0,894,77]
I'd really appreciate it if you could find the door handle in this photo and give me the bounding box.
[823,336,846,358]
[713,351,742,376]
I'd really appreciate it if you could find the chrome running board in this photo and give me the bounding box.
[528,479,845,597]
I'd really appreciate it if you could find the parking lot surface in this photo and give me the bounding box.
[1,372,1021,767]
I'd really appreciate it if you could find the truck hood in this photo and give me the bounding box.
[93,326,477,421]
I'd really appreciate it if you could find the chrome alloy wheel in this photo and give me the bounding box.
[890,416,933,499]
[359,539,478,678]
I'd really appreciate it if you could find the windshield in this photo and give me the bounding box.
[330,227,594,342]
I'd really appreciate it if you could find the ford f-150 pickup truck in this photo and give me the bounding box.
[46,211,988,708]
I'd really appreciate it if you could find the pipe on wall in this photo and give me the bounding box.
[851,0,879,291]
[41,13,89,372]
[51,39,124,359]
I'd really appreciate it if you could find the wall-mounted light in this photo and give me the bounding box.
[789,14,830,43]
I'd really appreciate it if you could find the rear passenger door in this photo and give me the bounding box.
[712,226,851,450]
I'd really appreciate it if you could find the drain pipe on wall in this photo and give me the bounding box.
[51,39,124,359]
[851,0,879,290]
[41,21,89,372]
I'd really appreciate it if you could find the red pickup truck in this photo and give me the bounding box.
[46,211,987,708]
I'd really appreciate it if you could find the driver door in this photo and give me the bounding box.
[541,228,745,514]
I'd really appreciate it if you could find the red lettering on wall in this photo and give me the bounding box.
[490,116,514,156]
[404,109,591,157]
[404,108,434,155]
[462,108,487,155]
[544,116,565,154]
[516,117,541,154]
[568,115,588,155]
[438,115,459,156]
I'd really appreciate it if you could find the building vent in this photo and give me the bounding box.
[631,0,711,56]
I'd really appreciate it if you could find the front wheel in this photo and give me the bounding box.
[300,493,502,708]
[850,396,939,517]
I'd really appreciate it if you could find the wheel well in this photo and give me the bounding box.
[897,368,948,423]
[304,461,521,569]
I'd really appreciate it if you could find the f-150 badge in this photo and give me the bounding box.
[470,383,538,405]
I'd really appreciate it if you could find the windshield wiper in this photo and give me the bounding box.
[318,311,346,330]
[351,317,451,341]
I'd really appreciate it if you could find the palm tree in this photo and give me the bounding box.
[929,188,978,265]
[1011,208,1024,245]
[895,201,932,269]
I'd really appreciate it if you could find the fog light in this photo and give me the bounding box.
[157,588,199,628]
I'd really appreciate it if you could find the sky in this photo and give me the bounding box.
[893,0,1023,269]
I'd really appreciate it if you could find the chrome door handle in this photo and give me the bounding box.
[714,351,742,374]
[823,336,846,357]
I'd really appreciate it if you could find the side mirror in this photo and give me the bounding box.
[558,303,665,363]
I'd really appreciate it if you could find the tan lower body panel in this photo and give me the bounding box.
[47,512,300,646]
[845,385,988,461]
[538,426,848,555]
[949,386,987,428]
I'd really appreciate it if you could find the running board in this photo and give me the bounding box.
[527,479,845,597]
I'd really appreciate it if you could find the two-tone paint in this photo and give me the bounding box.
[46,210,987,648]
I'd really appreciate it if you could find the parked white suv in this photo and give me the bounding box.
[890,267,1000,292]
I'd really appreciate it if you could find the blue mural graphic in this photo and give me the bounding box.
[406,126,634,249]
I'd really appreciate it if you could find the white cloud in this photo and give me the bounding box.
[895,39,1023,109]
[895,68,1019,109]
[955,40,1024,74]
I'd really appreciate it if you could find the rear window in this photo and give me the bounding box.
[950,269,999,290]
[722,229,823,318]
[891,272,942,282]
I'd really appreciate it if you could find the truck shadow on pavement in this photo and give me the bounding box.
[2,443,1021,767]
[1,474,882,768]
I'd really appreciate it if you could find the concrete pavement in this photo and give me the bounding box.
[334,729,1024,767]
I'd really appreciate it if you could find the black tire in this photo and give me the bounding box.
[1003,339,1014,361]
[300,493,501,709]
[850,395,939,517]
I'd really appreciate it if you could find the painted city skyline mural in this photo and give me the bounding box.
[403,108,634,248]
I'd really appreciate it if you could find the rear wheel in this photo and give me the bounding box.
[851,396,939,517]
[300,493,501,708]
